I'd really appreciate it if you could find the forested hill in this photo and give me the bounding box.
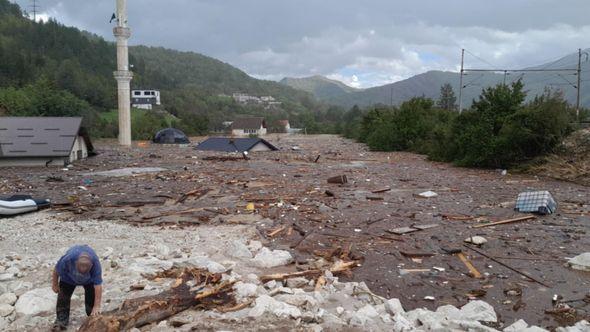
[0,0,323,137]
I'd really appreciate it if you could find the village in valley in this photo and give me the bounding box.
[0,0,590,332]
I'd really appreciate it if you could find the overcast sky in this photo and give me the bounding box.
[10,0,590,88]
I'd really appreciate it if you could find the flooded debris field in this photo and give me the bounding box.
[0,134,588,330]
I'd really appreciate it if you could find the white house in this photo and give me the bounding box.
[0,117,95,167]
[231,117,267,136]
[132,90,161,110]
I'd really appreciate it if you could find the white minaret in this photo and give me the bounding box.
[113,0,133,146]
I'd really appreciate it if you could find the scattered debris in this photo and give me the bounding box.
[388,224,439,235]
[327,175,348,184]
[79,268,235,331]
[464,245,551,287]
[86,167,167,177]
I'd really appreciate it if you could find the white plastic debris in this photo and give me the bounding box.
[418,191,438,198]
[567,253,590,272]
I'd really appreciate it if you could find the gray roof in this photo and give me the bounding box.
[196,137,278,152]
[231,117,266,130]
[0,117,90,158]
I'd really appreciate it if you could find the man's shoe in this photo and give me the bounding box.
[51,322,67,331]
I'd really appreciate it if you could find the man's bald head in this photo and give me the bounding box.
[76,253,93,274]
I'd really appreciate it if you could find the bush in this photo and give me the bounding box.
[349,81,573,169]
[446,82,572,168]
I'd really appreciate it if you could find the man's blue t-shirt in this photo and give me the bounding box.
[56,245,102,286]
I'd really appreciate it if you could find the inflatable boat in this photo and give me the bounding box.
[0,195,51,216]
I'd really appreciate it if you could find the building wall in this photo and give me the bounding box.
[69,136,89,163]
[231,126,267,136]
[0,157,69,167]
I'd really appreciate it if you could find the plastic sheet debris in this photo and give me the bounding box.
[515,191,557,215]
[567,253,590,272]
[417,191,438,198]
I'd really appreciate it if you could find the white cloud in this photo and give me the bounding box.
[10,0,590,88]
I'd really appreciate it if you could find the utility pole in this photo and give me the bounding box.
[503,70,508,86]
[30,0,39,21]
[576,48,582,120]
[390,85,393,108]
[458,49,464,113]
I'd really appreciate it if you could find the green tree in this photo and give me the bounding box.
[436,83,457,111]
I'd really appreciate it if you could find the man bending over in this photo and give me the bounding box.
[51,245,102,330]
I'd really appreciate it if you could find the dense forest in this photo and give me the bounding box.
[0,0,339,138]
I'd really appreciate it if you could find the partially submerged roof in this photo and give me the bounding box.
[0,117,93,158]
[231,117,266,130]
[196,137,278,152]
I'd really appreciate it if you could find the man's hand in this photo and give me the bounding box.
[51,268,60,294]
[90,306,101,316]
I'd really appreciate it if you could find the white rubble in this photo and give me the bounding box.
[556,320,590,332]
[504,319,549,332]
[0,303,14,317]
[14,288,55,316]
[233,282,260,300]
[228,239,253,259]
[248,295,302,319]
[252,248,293,268]
[0,293,17,305]
[185,256,227,273]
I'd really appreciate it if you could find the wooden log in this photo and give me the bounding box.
[78,269,235,332]
[260,260,359,283]
[472,215,536,228]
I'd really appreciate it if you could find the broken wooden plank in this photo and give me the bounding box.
[142,207,206,220]
[400,250,436,258]
[266,226,286,238]
[457,252,483,279]
[472,215,536,228]
[371,187,391,194]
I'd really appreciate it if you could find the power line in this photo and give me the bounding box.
[29,0,40,21]
[464,49,498,69]
[457,48,587,118]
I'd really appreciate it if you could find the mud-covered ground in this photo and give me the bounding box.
[1,134,589,330]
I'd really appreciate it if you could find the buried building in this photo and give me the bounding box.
[196,137,278,153]
[0,117,94,167]
[153,128,190,144]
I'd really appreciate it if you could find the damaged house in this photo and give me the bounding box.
[0,117,95,167]
[231,117,267,136]
[196,137,278,153]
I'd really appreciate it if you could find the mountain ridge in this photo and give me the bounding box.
[281,50,590,108]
